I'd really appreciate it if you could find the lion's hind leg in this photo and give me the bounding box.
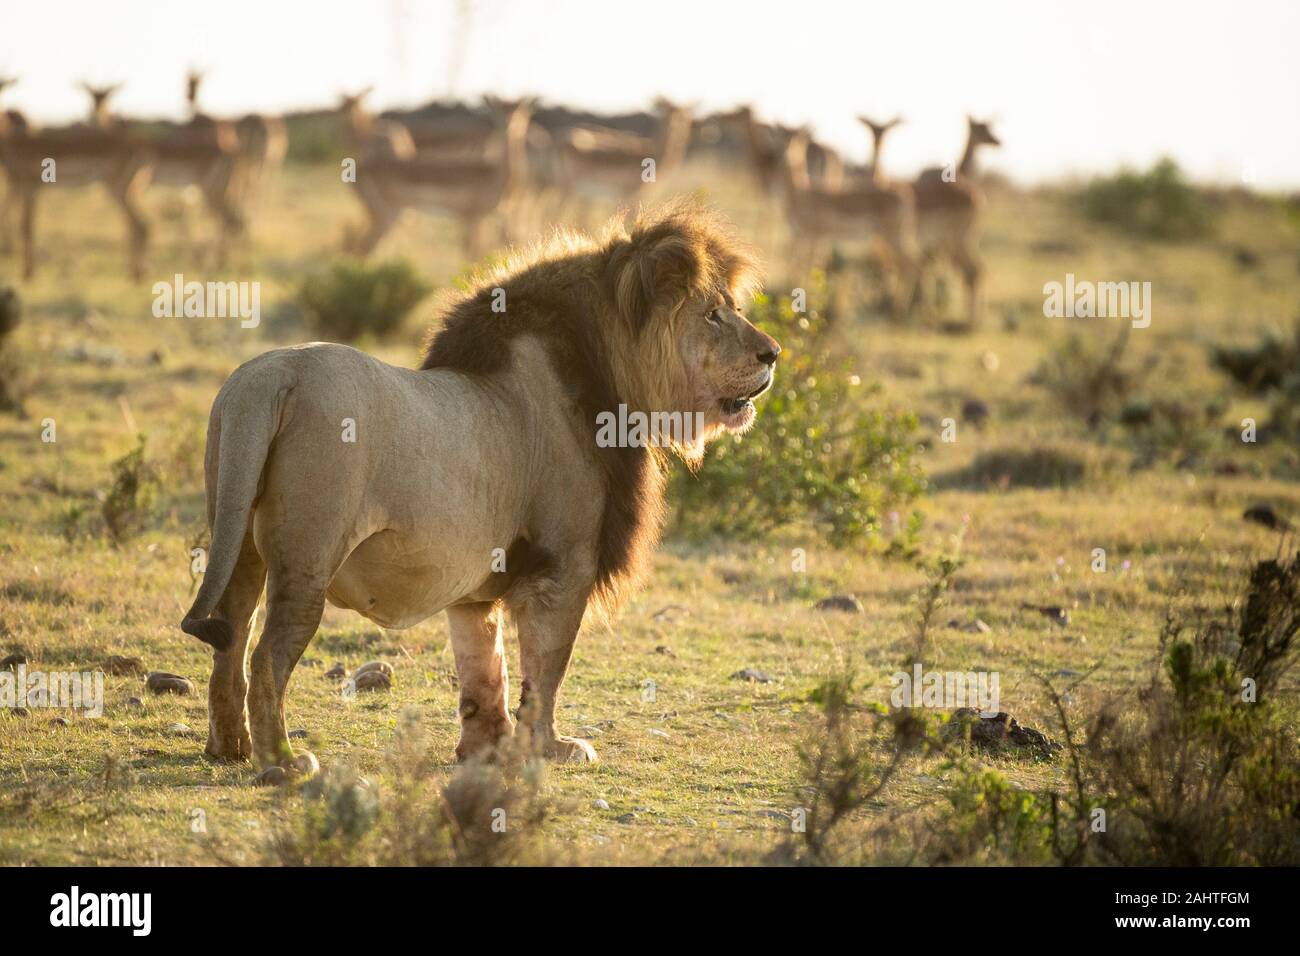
[247,576,328,786]
[204,531,265,762]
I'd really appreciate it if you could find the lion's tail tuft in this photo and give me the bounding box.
[181,363,288,650]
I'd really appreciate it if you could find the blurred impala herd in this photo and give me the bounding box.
[0,74,1001,319]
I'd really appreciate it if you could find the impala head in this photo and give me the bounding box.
[338,87,375,134]
[0,76,16,136]
[717,104,755,126]
[79,82,122,127]
[185,69,206,111]
[967,116,1001,149]
[858,115,903,147]
[482,94,536,137]
[652,96,694,159]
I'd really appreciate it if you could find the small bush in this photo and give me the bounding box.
[671,289,926,545]
[945,445,1090,489]
[1034,328,1143,429]
[1079,158,1214,240]
[297,259,432,342]
[0,286,25,414]
[260,709,551,866]
[782,672,934,865]
[102,435,160,544]
[1085,553,1300,865]
[1212,321,1300,393]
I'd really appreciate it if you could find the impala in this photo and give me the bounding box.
[912,116,1001,324]
[1,82,153,279]
[554,98,692,219]
[780,127,918,315]
[342,90,535,260]
[856,115,903,184]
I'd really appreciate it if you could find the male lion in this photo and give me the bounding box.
[181,199,780,783]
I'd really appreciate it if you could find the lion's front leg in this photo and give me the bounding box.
[447,602,514,761]
[514,592,597,764]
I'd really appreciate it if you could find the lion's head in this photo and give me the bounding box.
[602,200,778,460]
[419,198,778,606]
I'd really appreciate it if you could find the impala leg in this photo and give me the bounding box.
[19,189,36,280]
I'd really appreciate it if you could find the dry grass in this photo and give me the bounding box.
[1,161,1298,865]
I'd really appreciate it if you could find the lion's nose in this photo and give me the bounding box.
[757,344,781,366]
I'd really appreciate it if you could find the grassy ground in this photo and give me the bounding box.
[1,161,1297,865]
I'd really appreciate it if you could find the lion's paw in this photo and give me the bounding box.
[252,749,320,787]
[205,727,253,763]
[541,735,598,764]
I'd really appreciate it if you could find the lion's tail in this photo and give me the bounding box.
[181,363,287,651]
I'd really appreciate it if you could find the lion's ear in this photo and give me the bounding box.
[608,228,703,332]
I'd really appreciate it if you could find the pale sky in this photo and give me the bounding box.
[3,0,1297,186]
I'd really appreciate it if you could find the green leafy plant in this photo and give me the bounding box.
[297,259,432,342]
[1079,158,1215,240]
[102,435,160,544]
[671,288,925,545]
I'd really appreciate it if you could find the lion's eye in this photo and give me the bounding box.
[706,308,723,325]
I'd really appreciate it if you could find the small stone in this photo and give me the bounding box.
[1021,604,1069,627]
[815,595,863,613]
[647,728,670,740]
[167,722,192,735]
[1055,668,1082,678]
[11,706,29,718]
[300,657,322,668]
[592,799,611,811]
[352,661,393,680]
[1,653,27,670]
[146,672,194,695]
[652,605,689,622]
[654,645,676,657]
[946,708,1059,759]
[126,697,144,711]
[288,729,308,739]
[1244,503,1291,531]
[353,669,392,692]
[616,812,637,824]
[576,725,602,738]
[253,766,287,787]
[730,667,774,683]
[50,716,70,728]
[756,809,788,820]
[324,663,347,679]
[961,398,990,427]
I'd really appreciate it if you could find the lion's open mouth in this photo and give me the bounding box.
[718,374,773,428]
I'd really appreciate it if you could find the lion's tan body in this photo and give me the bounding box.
[227,339,598,628]
[182,201,780,782]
